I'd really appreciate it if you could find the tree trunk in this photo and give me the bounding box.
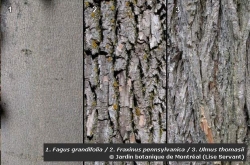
[1,1,83,164]
[168,0,250,164]
[84,0,166,164]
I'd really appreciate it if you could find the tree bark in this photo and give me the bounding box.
[168,0,250,164]
[84,0,166,164]
[1,1,83,164]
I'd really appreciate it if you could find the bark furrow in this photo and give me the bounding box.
[168,0,250,164]
[84,0,166,164]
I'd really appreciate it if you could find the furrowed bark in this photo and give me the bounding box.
[168,0,250,164]
[84,0,166,164]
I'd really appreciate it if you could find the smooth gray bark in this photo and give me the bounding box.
[1,1,83,164]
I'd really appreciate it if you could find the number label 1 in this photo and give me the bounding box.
[8,6,12,13]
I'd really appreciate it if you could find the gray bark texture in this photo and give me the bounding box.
[1,1,83,165]
[168,0,250,165]
[84,0,166,164]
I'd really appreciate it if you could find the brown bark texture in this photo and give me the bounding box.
[84,0,166,164]
[168,0,250,165]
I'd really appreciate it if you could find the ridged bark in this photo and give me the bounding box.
[84,0,166,164]
[168,0,250,164]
